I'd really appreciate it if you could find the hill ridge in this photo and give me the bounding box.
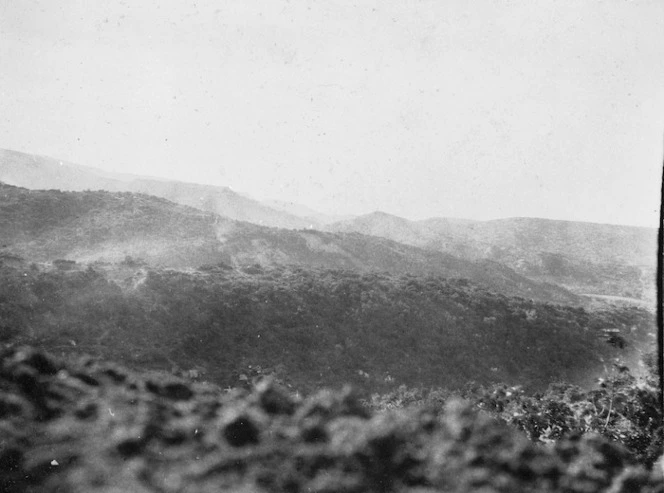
[0,181,580,304]
[0,148,312,229]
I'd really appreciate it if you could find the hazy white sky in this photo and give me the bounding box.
[1,0,663,226]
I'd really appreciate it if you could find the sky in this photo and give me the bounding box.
[1,0,663,227]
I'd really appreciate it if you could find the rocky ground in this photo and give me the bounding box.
[1,346,662,492]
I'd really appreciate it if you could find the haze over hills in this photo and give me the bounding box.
[0,148,315,229]
[262,198,353,225]
[0,182,580,304]
[1,148,656,305]
[329,212,658,304]
[0,156,659,479]
[329,211,656,266]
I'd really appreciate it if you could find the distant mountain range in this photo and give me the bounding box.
[329,211,655,266]
[327,212,657,303]
[0,148,656,305]
[0,148,316,229]
[262,199,352,225]
[0,182,579,304]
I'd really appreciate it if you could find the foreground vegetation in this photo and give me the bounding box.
[1,257,660,481]
[1,346,662,492]
[364,356,662,468]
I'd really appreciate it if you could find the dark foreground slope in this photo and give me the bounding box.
[0,182,578,304]
[1,347,662,493]
[0,261,654,393]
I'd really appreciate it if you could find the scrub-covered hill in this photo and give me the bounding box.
[0,182,579,304]
[0,260,654,393]
[3,148,655,304]
[0,148,313,229]
[330,213,657,304]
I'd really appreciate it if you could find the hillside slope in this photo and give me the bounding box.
[3,148,653,302]
[0,182,227,268]
[0,182,579,304]
[262,198,351,225]
[0,148,314,229]
[330,213,657,302]
[0,261,653,393]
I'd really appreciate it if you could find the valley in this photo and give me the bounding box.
[3,1,662,488]
[0,149,660,490]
